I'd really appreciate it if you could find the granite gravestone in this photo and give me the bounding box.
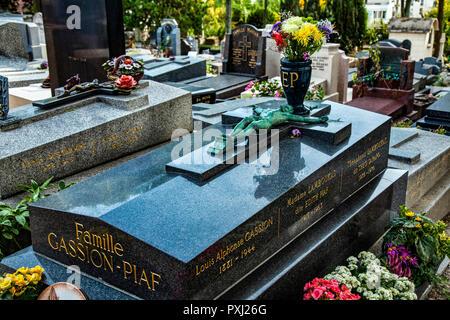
[0,19,42,61]
[40,0,125,94]
[0,80,193,199]
[181,24,267,99]
[156,19,181,57]
[1,101,396,300]
[416,93,450,134]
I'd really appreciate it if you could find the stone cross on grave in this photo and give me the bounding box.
[238,36,252,62]
[166,101,352,182]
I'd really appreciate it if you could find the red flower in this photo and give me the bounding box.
[115,75,137,89]
[272,31,284,47]
[124,58,134,65]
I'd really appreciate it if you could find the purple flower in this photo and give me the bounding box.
[292,129,301,137]
[303,53,311,61]
[269,22,282,36]
[317,20,336,40]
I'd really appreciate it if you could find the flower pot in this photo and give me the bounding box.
[280,58,312,115]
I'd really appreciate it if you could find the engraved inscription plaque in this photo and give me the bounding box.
[223,24,266,76]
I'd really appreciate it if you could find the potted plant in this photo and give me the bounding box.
[268,17,335,115]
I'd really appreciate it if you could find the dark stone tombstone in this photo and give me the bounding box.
[416,93,450,134]
[0,75,9,120]
[378,46,410,75]
[41,0,125,94]
[180,39,193,56]
[180,24,267,99]
[223,24,266,77]
[156,19,181,56]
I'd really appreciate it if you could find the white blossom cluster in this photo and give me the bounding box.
[324,251,417,300]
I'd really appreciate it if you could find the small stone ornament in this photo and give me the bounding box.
[103,55,144,83]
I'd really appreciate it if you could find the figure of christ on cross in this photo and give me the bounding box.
[207,105,329,156]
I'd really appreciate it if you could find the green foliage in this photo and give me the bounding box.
[0,177,76,261]
[122,0,207,36]
[383,206,450,288]
[393,119,414,128]
[433,72,449,87]
[246,6,277,28]
[363,20,389,45]
[425,0,450,55]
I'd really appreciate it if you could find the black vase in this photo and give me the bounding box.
[280,57,312,115]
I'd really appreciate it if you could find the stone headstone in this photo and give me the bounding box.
[378,46,410,75]
[180,39,193,56]
[262,24,281,79]
[0,20,41,60]
[186,36,198,53]
[0,75,9,120]
[156,19,181,56]
[40,0,125,93]
[311,43,342,102]
[223,24,266,77]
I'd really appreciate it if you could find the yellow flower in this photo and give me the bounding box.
[16,267,28,275]
[29,266,44,275]
[405,211,414,217]
[9,287,15,296]
[14,288,26,297]
[415,217,422,222]
[299,0,306,10]
[319,0,327,10]
[415,223,422,228]
[0,278,11,290]
[13,274,27,287]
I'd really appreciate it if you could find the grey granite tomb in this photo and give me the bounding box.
[0,80,192,199]
[0,101,395,300]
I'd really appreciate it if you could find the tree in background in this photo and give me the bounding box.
[122,0,207,36]
[427,0,449,56]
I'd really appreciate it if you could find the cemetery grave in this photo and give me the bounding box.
[0,1,449,303]
[347,46,418,123]
[180,24,269,100]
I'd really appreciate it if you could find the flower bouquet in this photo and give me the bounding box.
[102,55,144,83]
[267,16,335,114]
[0,266,45,300]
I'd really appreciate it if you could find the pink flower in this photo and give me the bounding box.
[325,292,335,300]
[303,292,312,300]
[274,91,280,98]
[312,288,324,300]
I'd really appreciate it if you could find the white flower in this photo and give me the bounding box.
[285,16,303,26]
[281,22,300,34]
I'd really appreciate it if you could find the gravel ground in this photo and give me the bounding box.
[426,213,450,300]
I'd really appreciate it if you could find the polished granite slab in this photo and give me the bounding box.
[27,102,391,299]
[1,168,407,300]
